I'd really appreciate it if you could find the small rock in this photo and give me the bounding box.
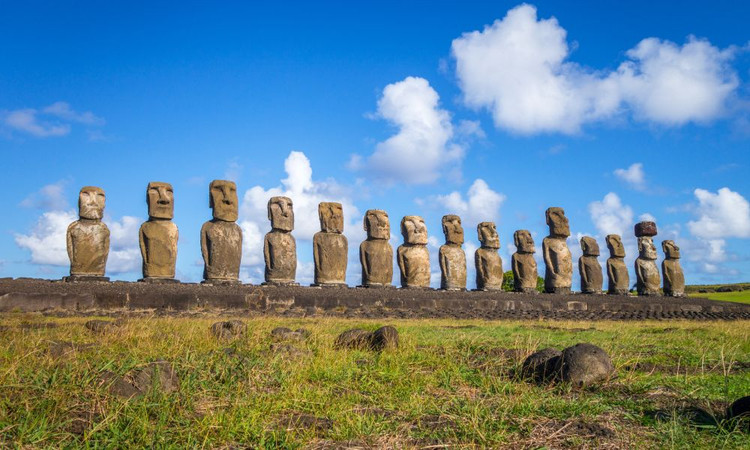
[370,326,398,351]
[270,327,310,342]
[727,396,750,431]
[521,348,562,382]
[103,360,180,398]
[48,340,93,359]
[334,328,373,350]
[270,343,311,358]
[555,343,614,387]
[210,320,246,339]
[85,320,118,334]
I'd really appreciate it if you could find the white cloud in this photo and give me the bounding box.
[2,102,104,138]
[106,215,141,274]
[432,179,506,226]
[588,192,634,239]
[239,151,362,284]
[688,187,750,239]
[639,213,656,222]
[614,163,646,190]
[20,180,70,210]
[353,76,465,184]
[451,4,740,134]
[15,210,77,266]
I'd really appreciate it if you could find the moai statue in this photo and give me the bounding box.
[634,221,660,296]
[359,209,393,287]
[397,216,430,289]
[542,207,573,294]
[139,182,179,283]
[605,234,629,295]
[200,180,242,284]
[661,240,685,297]
[313,202,348,287]
[439,215,467,291]
[66,186,110,281]
[475,222,503,291]
[578,236,603,294]
[263,196,297,285]
[512,230,538,293]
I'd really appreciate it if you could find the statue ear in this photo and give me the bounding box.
[363,214,368,232]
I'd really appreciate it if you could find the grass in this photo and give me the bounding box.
[690,291,750,305]
[0,315,748,448]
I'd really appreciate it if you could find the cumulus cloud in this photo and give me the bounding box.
[2,102,104,138]
[352,76,466,184]
[20,180,70,211]
[451,4,740,134]
[687,187,750,239]
[614,163,646,191]
[431,179,506,226]
[239,151,362,284]
[588,192,634,239]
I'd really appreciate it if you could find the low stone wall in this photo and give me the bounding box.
[0,278,748,320]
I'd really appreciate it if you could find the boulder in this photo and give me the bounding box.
[210,320,246,339]
[104,360,179,398]
[334,329,372,350]
[521,348,562,382]
[727,396,750,432]
[370,326,399,351]
[85,320,119,334]
[555,343,614,387]
[270,327,310,342]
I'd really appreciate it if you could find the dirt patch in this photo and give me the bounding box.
[67,405,102,435]
[441,325,479,329]
[522,416,632,449]
[19,321,58,330]
[623,360,750,375]
[47,340,93,359]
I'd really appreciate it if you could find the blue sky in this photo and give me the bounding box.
[2,1,749,287]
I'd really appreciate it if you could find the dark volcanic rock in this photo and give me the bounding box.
[270,327,310,342]
[334,328,372,350]
[85,320,119,334]
[634,221,658,237]
[521,348,562,382]
[48,340,93,359]
[210,320,246,339]
[555,343,614,387]
[369,326,399,351]
[103,360,179,398]
[727,396,750,431]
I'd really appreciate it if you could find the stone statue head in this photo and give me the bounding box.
[268,196,294,232]
[477,222,500,249]
[401,215,427,245]
[442,214,464,245]
[638,236,657,260]
[580,236,600,256]
[545,207,570,238]
[78,186,105,220]
[513,229,535,253]
[318,202,344,233]
[146,182,174,220]
[364,209,389,240]
[662,240,680,259]
[606,234,625,258]
[209,180,238,222]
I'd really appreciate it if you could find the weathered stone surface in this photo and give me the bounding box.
[85,319,119,334]
[439,214,466,291]
[313,202,347,286]
[67,186,110,279]
[370,326,399,351]
[397,216,430,288]
[360,209,393,287]
[727,396,750,431]
[579,236,603,294]
[634,221,658,238]
[543,207,572,294]
[105,360,180,398]
[521,348,562,382]
[264,196,297,285]
[636,236,660,296]
[270,327,310,342]
[661,240,685,297]
[605,234,629,295]
[512,230,538,293]
[139,181,178,281]
[201,180,242,283]
[555,343,614,387]
[475,222,503,291]
[334,328,372,350]
[210,320,246,339]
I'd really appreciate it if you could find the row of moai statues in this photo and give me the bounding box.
[64,182,685,296]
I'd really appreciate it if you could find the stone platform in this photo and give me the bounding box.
[0,278,748,321]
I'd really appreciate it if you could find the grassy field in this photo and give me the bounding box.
[691,290,750,305]
[0,315,748,449]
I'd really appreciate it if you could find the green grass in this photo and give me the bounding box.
[690,291,750,305]
[0,315,748,448]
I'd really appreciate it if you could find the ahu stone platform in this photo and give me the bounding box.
[1,278,749,321]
